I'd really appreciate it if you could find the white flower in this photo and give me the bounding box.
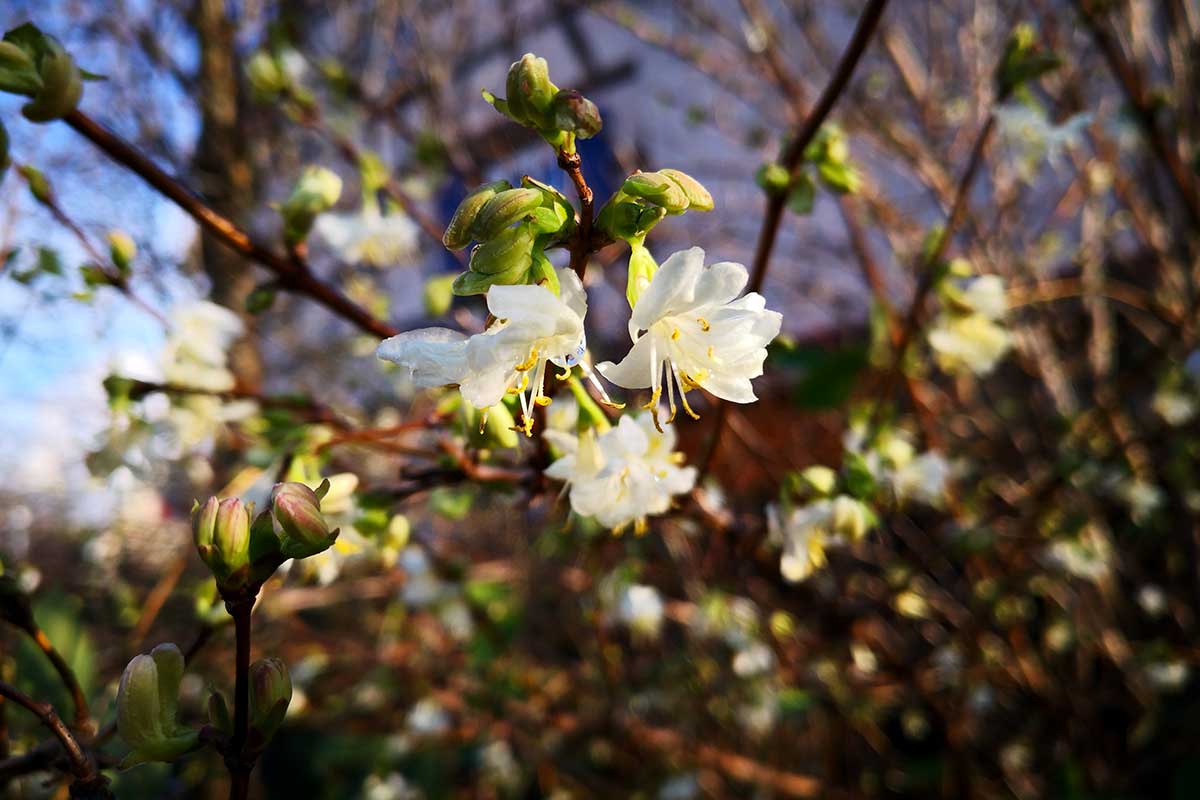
[1153,388,1196,426]
[616,584,665,639]
[1146,660,1190,692]
[377,268,589,433]
[598,247,781,428]
[891,451,951,507]
[1046,525,1113,583]
[767,501,832,583]
[732,642,774,677]
[314,206,419,267]
[544,412,696,533]
[995,102,1092,179]
[163,300,243,391]
[406,698,451,737]
[929,275,1012,376]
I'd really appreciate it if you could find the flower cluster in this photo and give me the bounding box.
[376,54,781,534]
[768,424,950,583]
[928,265,1013,376]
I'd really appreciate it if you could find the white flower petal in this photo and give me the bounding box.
[630,247,705,331]
[376,328,469,387]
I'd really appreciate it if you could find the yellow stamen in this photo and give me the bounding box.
[514,348,539,372]
[556,366,572,380]
[534,396,552,407]
[506,373,530,394]
[707,346,715,359]
[478,411,488,435]
[671,328,681,341]
[677,382,702,420]
[634,518,648,536]
[697,317,710,331]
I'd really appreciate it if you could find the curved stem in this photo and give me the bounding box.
[0,681,109,798]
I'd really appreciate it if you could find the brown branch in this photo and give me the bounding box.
[699,0,891,476]
[61,110,399,339]
[0,682,108,798]
[557,150,595,279]
[1073,0,1200,228]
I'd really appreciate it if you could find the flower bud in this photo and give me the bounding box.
[271,481,337,558]
[469,187,543,241]
[245,51,286,99]
[468,224,535,276]
[508,54,556,128]
[107,230,136,274]
[17,164,52,205]
[281,166,342,245]
[116,643,199,768]
[659,168,712,212]
[798,465,837,496]
[622,171,690,215]
[551,89,602,139]
[756,163,790,196]
[0,41,37,88]
[443,180,510,250]
[192,497,252,589]
[21,40,82,123]
[249,657,292,743]
[451,259,527,296]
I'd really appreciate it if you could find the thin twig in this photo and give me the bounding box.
[0,682,108,798]
[223,596,255,800]
[61,110,399,339]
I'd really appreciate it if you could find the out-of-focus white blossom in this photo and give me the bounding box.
[1137,585,1167,617]
[162,300,244,392]
[544,412,696,533]
[1153,388,1196,426]
[616,583,665,639]
[732,642,775,678]
[996,102,1092,180]
[1146,660,1190,692]
[1046,525,1113,583]
[406,698,451,737]
[929,275,1012,376]
[767,495,872,583]
[598,247,781,428]
[314,205,419,268]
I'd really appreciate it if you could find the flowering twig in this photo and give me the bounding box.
[61,110,399,339]
[698,0,891,476]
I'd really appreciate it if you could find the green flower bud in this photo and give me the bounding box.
[468,224,535,276]
[17,164,52,205]
[423,273,456,317]
[996,22,1060,98]
[659,168,713,212]
[509,53,556,127]
[622,171,690,214]
[0,40,39,95]
[443,180,510,249]
[469,187,543,241]
[271,481,338,559]
[116,643,200,768]
[551,89,602,139]
[245,51,286,99]
[798,465,838,496]
[281,166,342,245]
[249,657,292,744]
[451,259,527,296]
[787,172,816,214]
[528,250,560,295]
[192,497,252,590]
[756,163,790,196]
[21,41,82,122]
[817,160,861,194]
[107,230,136,274]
